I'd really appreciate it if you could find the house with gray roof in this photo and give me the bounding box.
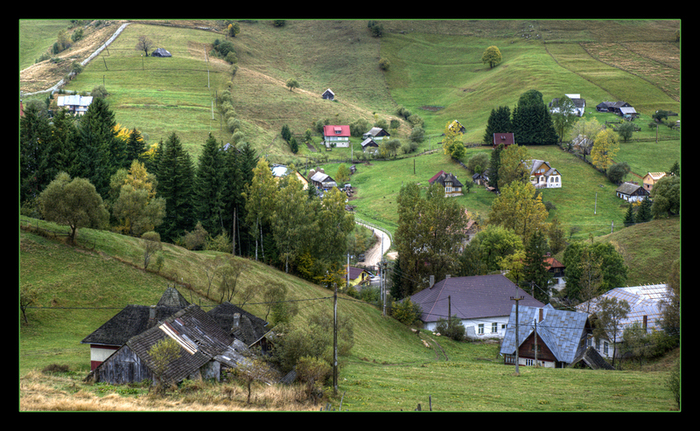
[615,182,649,203]
[85,305,261,386]
[409,274,544,338]
[81,286,190,370]
[575,284,669,360]
[56,94,93,116]
[500,304,603,369]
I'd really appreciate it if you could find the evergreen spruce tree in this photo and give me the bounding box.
[636,197,652,223]
[623,204,636,227]
[157,132,196,242]
[489,143,504,191]
[20,103,52,202]
[522,229,552,303]
[74,97,118,197]
[512,90,558,145]
[194,133,225,237]
[125,128,146,165]
[483,106,512,145]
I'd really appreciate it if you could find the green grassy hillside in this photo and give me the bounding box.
[19,220,678,411]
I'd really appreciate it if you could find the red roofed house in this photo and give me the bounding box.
[544,255,566,293]
[493,133,515,148]
[323,125,351,148]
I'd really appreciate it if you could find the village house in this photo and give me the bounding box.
[524,159,562,189]
[642,172,666,192]
[345,265,373,289]
[500,304,611,369]
[271,164,309,190]
[616,181,649,202]
[549,94,586,117]
[363,127,390,141]
[492,132,515,148]
[309,168,337,189]
[151,47,171,57]
[429,170,464,197]
[575,284,670,361]
[323,125,351,148]
[544,255,566,293]
[56,94,93,116]
[360,137,379,153]
[81,287,190,370]
[85,305,262,385]
[409,274,544,338]
[321,88,335,100]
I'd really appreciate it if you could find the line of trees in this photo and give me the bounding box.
[20,98,356,287]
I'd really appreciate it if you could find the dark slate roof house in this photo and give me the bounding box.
[81,287,190,370]
[86,305,259,385]
[500,304,597,369]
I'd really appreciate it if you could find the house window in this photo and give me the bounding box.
[491,322,498,333]
[603,341,609,356]
[478,324,484,335]
[530,344,541,354]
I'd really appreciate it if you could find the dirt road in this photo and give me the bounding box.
[356,222,393,268]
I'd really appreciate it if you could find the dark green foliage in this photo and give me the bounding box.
[73,97,119,197]
[156,133,196,242]
[483,106,512,144]
[522,230,552,303]
[512,90,558,145]
[194,134,225,237]
[435,315,465,341]
[125,128,146,165]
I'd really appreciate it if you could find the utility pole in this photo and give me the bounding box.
[333,282,338,394]
[510,293,524,376]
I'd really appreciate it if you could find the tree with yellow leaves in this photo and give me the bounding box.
[111,160,165,236]
[591,128,619,171]
[442,121,466,160]
[488,180,549,242]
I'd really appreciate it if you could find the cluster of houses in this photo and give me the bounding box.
[82,287,276,385]
[408,273,671,369]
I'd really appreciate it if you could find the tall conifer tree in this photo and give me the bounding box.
[157,132,196,242]
[194,133,225,237]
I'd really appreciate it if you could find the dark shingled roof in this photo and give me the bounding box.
[410,274,544,324]
[81,287,190,347]
[206,302,269,347]
[125,305,235,385]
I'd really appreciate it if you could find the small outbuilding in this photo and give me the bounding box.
[151,48,172,57]
[321,88,335,100]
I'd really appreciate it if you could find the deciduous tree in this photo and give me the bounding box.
[481,45,502,68]
[488,181,549,242]
[38,172,109,244]
[591,129,619,171]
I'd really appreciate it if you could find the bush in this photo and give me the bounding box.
[435,315,466,341]
[391,298,423,326]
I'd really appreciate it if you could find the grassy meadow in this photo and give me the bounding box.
[19,221,678,411]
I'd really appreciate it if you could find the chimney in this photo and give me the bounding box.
[232,313,241,332]
[539,308,544,322]
[642,315,647,331]
[149,305,156,321]
[445,274,451,279]
[429,275,435,288]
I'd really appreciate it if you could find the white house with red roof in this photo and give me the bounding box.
[323,125,351,148]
